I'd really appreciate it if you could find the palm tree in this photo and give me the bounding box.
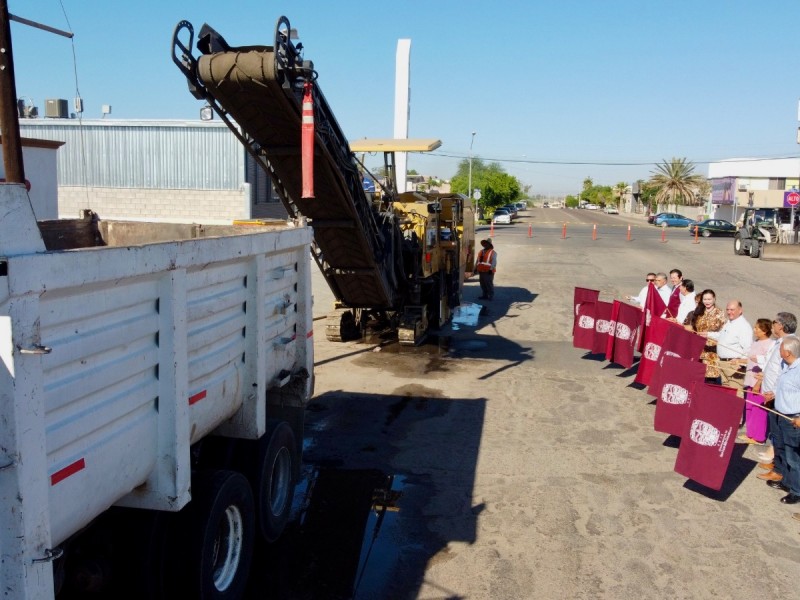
[613,181,628,209]
[648,158,706,211]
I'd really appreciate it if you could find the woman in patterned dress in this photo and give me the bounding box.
[686,289,725,382]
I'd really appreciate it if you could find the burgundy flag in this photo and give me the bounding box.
[653,356,706,436]
[610,301,641,368]
[674,382,744,491]
[605,300,622,360]
[633,316,671,386]
[638,283,666,352]
[647,324,706,397]
[591,300,614,355]
[573,287,600,350]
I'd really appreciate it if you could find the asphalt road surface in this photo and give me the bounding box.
[251,207,800,599]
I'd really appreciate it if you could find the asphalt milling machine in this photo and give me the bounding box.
[172,16,475,345]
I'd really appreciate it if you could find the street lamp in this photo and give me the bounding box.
[468,131,476,209]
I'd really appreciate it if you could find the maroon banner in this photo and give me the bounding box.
[610,301,642,368]
[605,300,622,360]
[666,286,681,321]
[633,316,671,386]
[573,287,600,350]
[591,300,614,355]
[647,324,706,397]
[638,284,666,352]
[653,356,707,436]
[674,382,744,491]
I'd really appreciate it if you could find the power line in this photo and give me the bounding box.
[428,152,800,167]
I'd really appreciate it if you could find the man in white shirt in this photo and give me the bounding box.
[674,279,696,325]
[757,312,797,484]
[653,272,671,307]
[704,300,752,391]
[627,273,656,306]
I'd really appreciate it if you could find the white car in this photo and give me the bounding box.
[492,209,512,224]
[585,203,599,210]
[604,205,619,214]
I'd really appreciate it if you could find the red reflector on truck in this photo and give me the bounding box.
[189,390,207,405]
[51,458,86,485]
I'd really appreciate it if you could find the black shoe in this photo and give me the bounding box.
[767,480,789,491]
[780,493,800,504]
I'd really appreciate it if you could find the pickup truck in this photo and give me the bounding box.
[0,184,313,598]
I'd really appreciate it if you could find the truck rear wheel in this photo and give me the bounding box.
[239,421,297,543]
[176,470,255,599]
[734,235,746,255]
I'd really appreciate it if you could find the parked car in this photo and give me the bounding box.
[653,213,695,227]
[501,205,518,219]
[647,212,668,224]
[492,209,512,224]
[542,202,550,208]
[690,219,737,237]
[585,203,599,210]
[515,201,528,210]
[604,205,619,214]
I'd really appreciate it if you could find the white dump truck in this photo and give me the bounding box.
[0,185,314,598]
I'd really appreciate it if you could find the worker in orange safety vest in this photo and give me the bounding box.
[476,238,497,300]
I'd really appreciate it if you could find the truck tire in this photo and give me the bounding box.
[734,235,746,255]
[750,241,761,258]
[176,470,255,599]
[240,421,297,543]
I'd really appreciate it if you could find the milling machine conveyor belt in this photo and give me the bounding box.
[177,21,404,310]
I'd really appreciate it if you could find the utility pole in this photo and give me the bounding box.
[0,0,25,184]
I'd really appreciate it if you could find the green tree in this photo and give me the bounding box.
[450,158,522,213]
[648,158,706,209]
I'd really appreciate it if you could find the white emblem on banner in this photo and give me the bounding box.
[596,319,613,334]
[575,303,581,316]
[689,419,721,447]
[578,315,595,329]
[661,384,689,405]
[644,343,662,361]
[615,323,632,340]
[645,309,652,326]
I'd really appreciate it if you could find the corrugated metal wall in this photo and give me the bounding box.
[19,120,245,190]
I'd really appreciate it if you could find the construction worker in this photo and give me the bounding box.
[476,238,497,300]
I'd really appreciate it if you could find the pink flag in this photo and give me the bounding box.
[591,301,614,355]
[573,287,600,350]
[638,283,666,352]
[653,356,707,436]
[744,390,768,443]
[610,301,642,368]
[647,324,706,397]
[674,382,744,491]
[633,316,671,386]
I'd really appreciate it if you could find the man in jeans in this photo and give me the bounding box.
[761,336,800,505]
[756,312,798,484]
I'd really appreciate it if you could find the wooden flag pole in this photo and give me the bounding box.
[742,395,795,422]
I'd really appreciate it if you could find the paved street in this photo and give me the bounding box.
[249,207,800,599]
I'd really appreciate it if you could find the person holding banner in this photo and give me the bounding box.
[666,269,683,318]
[705,301,752,392]
[626,273,656,307]
[761,336,800,505]
[653,273,672,307]
[686,289,725,383]
[672,279,696,325]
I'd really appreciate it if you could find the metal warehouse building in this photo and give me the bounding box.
[19,118,288,224]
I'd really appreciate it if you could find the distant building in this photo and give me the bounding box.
[18,119,287,224]
[0,136,63,220]
[707,158,800,223]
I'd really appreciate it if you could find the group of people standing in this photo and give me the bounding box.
[629,270,800,521]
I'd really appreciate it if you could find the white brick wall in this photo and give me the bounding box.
[58,186,251,224]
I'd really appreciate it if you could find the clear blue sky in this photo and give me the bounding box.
[10,0,800,195]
